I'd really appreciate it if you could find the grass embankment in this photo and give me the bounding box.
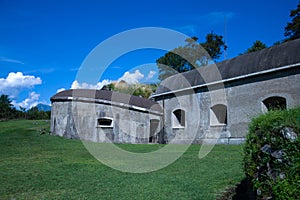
[0,120,244,199]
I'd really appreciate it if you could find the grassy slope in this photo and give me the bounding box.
[0,120,244,200]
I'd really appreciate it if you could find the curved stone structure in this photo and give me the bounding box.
[51,89,163,143]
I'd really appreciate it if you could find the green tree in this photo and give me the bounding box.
[25,106,51,120]
[156,49,192,81]
[132,85,156,98]
[200,33,227,62]
[26,106,39,120]
[285,2,300,41]
[19,106,27,119]
[0,94,13,119]
[0,94,50,120]
[107,83,115,91]
[245,40,267,53]
[156,32,226,81]
[273,40,283,46]
[103,82,157,98]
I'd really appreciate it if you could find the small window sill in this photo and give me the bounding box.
[96,126,113,128]
[210,124,227,127]
[172,126,185,129]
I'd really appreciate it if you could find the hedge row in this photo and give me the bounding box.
[243,107,300,199]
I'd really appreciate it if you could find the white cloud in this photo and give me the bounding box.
[71,79,112,90]
[16,91,40,109]
[146,70,156,80]
[56,88,66,93]
[0,57,24,64]
[0,72,42,97]
[118,70,144,84]
[69,69,157,90]
[13,91,50,110]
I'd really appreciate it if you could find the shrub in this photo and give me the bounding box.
[272,160,300,200]
[243,107,300,199]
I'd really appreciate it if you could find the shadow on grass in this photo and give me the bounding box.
[218,178,256,200]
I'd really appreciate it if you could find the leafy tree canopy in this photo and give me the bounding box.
[156,32,226,81]
[285,2,300,41]
[0,94,12,107]
[0,94,13,119]
[102,82,157,99]
[245,40,267,54]
[0,94,50,120]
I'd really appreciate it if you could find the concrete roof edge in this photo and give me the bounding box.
[51,96,163,116]
[150,62,300,98]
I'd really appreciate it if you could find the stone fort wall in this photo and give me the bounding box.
[155,68,300,144]
[51,100,161,144]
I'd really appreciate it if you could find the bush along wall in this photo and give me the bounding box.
[243,107,300,200]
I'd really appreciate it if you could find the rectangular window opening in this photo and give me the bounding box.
[97,118,113,128]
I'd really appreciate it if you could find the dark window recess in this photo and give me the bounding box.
[263,96,287,111]
[98,118,113,126]
[211,104,227,125]
[149,119,159,143]
[173,109,185,127]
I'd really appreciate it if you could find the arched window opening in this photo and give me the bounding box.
[210,104,227,125]
[263,96,287,111]
[172,109,185,128]
[97,117,113,128]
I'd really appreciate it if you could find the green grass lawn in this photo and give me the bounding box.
[0,120,244,199]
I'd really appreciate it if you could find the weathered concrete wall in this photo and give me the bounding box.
[155,72,300,144]
[51,69,300,145]
[51,101,161,144]
[227,73,300,138]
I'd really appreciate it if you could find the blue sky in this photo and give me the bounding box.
[0,0,298,108]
